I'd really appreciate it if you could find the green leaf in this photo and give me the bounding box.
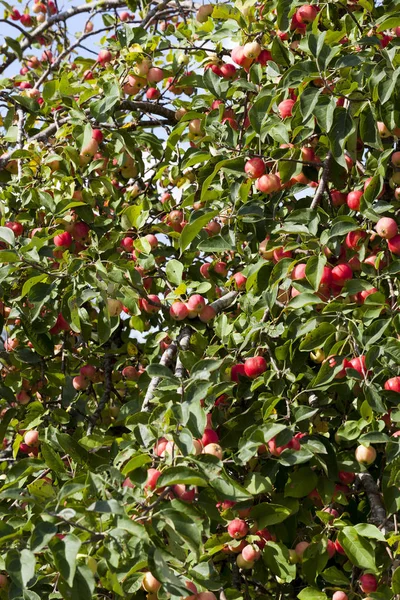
[376,16,400,31]
[306,255,326,291]
[30,521,58,553]
[271,36,291,66]
[329,108,356,168]
[157,466,208,488]
[166,259,184,285]
[298,588,328,600]
[41,443,67,475]
[21,274,48,298]
[22,322,54,357]
[57,565,96,600]
[338,526,377,571]
[212,4,242,21]
[300,88,321,121]
[88,500,124,515]
[287,293,322,309]
[264,542,297,582]
[353,523,386,542]
[250,503,292,526]
[244,472,273,495]
[299,323,336,351]
[0,226,15,246]
[322,566,350,586]
[49,533,81,586]
[392,566,400,594]
[6,549,36,588]
[179,210,219,253]
[284,467,318,497]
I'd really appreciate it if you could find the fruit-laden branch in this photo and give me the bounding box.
[34,26,113,90]
[119,100,178,124]
[142,325,192,412]
[0,0,127,75]
[356,472,394,535]
[0,97,176,170]
[310,151,332,210]
[87,354,113,434]
[142,291,239,411]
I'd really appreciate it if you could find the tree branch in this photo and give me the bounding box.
[174,326,192,378]
[87,354,113,434]
[142,326,191,412]
[142,292,238,412]
[356,472,394,535]
[0,0,127,75]
[119,100,177,124]
[310,151,332,210]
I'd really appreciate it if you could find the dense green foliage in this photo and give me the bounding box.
[0,0,399,598]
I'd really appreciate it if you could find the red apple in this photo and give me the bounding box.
[244,356,267,378]
[384,376,400,392]
[375,217,398,239]
[245,157,265,179]
[346,190,363,210]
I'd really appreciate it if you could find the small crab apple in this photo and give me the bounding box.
[214,261,228,276]
[296,4,317,22]
[80,364,97,380]
[24,430,39,446]
[199,305,216,323]
[146,87,160,100]
[243,41,262,59]
[242,544,261,562]
[201,429,219,446]
[122,366,139,380]
[332,592,348,600]
[145,468,162,491]
[244,356,267,378]
[245,157,265,179]
[355,445,376,464]
[170,302,189,320]
[294,541,309,562]
[148,67,164,83]
[347,190,363,210]
[375,217,398,239]
[256,174,281,194]
[236,554,254,569]
[187,294,206,314]
[98,49,112,64]
[142,572,161,593]
[141,295,162,314]
[54,231,72,248]
[384,377,400,392]
[232,272,247,289]
[338,471,356,484]
[278,99,295,118]
[16,391,30,405]
[359,574,378,594]
[203,443,223,459]
[73,375,90,391]
[228,519,249,539]
[388,234,400,255]
[231,363,246,382]
[331,263,353,287]
[107,298,123,317]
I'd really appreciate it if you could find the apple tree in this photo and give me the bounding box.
[0,0,399,597]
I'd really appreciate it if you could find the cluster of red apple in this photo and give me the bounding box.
[257,212,399,304]
[8,0,56,26]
